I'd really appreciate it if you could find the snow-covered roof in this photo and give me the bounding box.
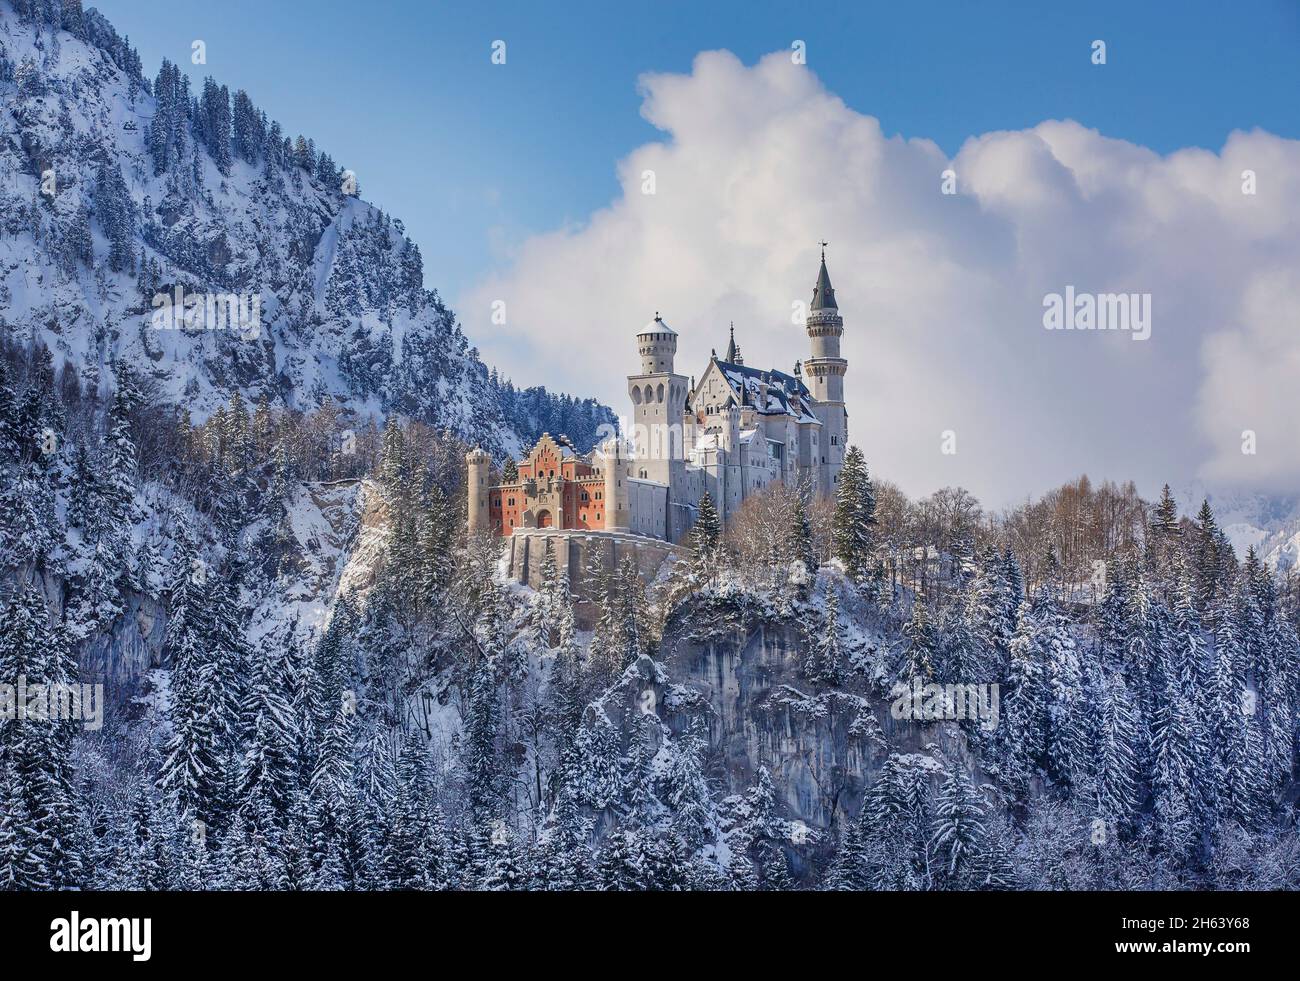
[714,360,819,424]
[637,315,677,336]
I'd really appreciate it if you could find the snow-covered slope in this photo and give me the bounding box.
[0,2,608,455]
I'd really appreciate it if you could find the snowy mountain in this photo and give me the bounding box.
[0,0,611,456]
[1173,482,1300,571]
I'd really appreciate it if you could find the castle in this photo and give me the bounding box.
[466,252,848,549]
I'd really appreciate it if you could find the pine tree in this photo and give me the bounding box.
[787,490,818,585]
[1094,672,1141,834]
[1036,591,1088,790]
[464,654,503,818]
[900,595,936,684]
[806,583,844,685]
[1194,500,1222,612]
[378,417,406,494]
[832,445,873,580]
[689,491,722,583]
[564,710,624,812]
[929,765,988,884]
[1149,693,1197,858]
[0,758,45,890]
[479,827,528,891]
[1003,601,1049,799]
[241,634,299,818]
[823,820,868,891]
[663,721,714,850]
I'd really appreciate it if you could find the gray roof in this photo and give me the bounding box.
[715,359,819,424]
[811,257,837,311]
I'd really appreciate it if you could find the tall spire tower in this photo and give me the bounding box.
[804,244,848,492]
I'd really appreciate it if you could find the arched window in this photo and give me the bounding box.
[656,383,665,403]
[632,387,642,405]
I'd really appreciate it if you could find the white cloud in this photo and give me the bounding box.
[462,50,1300,507]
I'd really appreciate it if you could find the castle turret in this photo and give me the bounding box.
[804,246,849,490]
[599,436,630,532]
[628,314,689,537]
[720,401,740,455]
[637,313,677,374]
[465,447,492,533]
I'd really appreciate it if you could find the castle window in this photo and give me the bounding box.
[508,498,515,506]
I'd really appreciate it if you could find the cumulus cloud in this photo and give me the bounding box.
[462,50,1300,507]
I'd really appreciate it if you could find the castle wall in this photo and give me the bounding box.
[505,528,683,624]
[627,478,668,539]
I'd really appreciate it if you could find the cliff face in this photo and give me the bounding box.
[668,620,883,827]
[61,477,380,698]
[590,585,980,835]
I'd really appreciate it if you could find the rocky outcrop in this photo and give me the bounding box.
[591,584,981,834]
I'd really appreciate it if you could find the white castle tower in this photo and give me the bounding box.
[465,447,492,533]
[628,314,690,539]
[803,246,849,491]
[598,435,631,532]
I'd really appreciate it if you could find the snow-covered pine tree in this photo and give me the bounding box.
[241,633,299,818]
[787,487,818,585]
[832,445,873,581]
[805,582,845,685]
[1094,671,1141,835]
[929,764,988,885]
[1002,600,1049,801]
[899,594,937,684]
[689,490,722,584]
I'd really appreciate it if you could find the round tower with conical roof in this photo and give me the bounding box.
[804,247,849,491]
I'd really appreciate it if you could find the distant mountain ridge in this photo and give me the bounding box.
[0,0,613,455]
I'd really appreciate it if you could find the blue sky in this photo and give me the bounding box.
[90,1,1300,503]
[96,0,1300,302]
